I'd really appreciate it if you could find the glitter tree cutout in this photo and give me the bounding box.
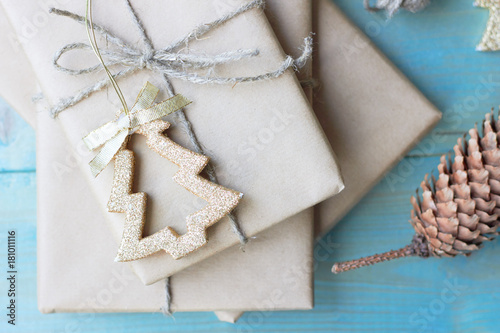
[108,119,243,262]
[475,0,500,51]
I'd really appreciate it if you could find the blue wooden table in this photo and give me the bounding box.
[2,0,500,332]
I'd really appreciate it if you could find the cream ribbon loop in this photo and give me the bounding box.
[83,82,191,177]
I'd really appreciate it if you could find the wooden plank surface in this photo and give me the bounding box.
[2,0,500,332]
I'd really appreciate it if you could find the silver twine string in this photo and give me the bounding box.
[49,0,313,117]
[161,277,173,316]
[364,0,430,17]
[50,0,312,315]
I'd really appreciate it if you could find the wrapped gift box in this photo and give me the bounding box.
[1,0,344,285]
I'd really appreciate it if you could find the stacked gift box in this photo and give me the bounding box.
[0,0,440,323]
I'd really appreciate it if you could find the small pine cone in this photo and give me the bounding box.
[410,113,500,257]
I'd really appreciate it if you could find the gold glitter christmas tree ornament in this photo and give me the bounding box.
[475,0,500,51]
[86,82,243,262]
[108,123,243,262]
[77,1,243,262]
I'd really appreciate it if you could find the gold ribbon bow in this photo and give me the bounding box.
[83,82,191,177]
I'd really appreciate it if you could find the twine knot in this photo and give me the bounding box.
[139,50,155,69]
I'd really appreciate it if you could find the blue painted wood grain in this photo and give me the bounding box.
[2,0,500,332]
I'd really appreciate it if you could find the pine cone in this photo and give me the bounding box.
[410,113,500,257]
[333,112,500,273]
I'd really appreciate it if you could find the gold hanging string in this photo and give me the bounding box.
[85,0,130,115]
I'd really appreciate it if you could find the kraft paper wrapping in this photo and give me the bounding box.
[312,0,441,237]
[1,0,343,285]
[0,0,316,313]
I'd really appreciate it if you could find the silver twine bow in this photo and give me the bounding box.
[49,0,313,118]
